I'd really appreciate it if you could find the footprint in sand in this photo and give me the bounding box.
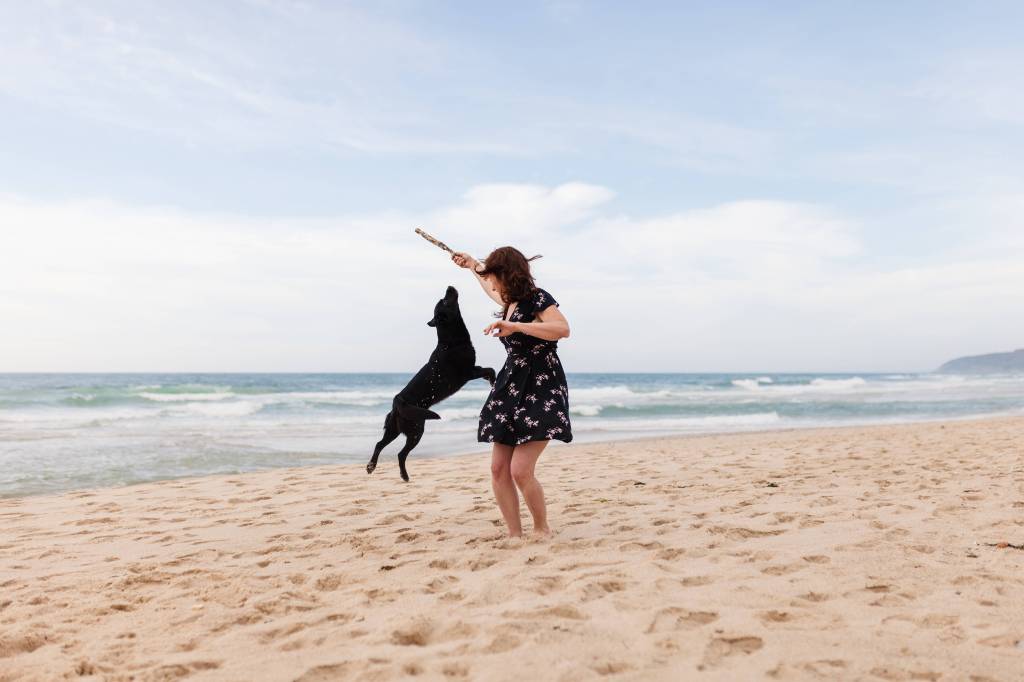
[146,661,222,678]
[528,575,565,595]
[770,655,847,675]
[402,662,426,675]
[338,507,369,517]
[441,662,470,678]
[439,591,465,602]
[760,562,804,576]
[73,661,99,676]
[977,633,1023,648]
[580,579,627,601]
[679,575,715,587]
[424,575,460,594]
[869,666,941,681]
[757,610,825,629]
[504,604,588,621]
[0,633,47,657]
[591,661,634,676]
[796,591,832,603]
[391,619,476,648]
[783,658,849,678]
[257,622,307,644]
[391,619,434,647]
[918,614,958,629]
[618,540,663,551]
[708,526,785,541]
[646,607,718,633]
[380,512,419,525]
[483,635,522,654]
[294,663,350,681]
[700,635,764,668]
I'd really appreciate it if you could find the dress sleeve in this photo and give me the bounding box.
[533,288,558,311]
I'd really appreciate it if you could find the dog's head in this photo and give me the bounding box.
[427,286,461,328]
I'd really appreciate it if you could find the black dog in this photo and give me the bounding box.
[366,286,495,481]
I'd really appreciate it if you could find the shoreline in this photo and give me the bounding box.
[2,416,1022,680]
[5,370,1023,502]
[4,410,1023,502]
[2,405,1024,501]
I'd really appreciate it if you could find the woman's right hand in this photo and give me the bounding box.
[452,252,478,270]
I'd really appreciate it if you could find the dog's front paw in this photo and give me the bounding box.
[484,369,496,385]
[400,469,410,482]
[366,462,377,475]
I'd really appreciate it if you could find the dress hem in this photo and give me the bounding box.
[477,435,573,447]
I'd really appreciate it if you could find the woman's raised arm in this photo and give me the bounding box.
[452,252,503,305]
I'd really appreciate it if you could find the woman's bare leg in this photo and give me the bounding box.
[510,440,550,535]
[490,444,521,537]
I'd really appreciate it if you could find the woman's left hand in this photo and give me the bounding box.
[483,320,517,338]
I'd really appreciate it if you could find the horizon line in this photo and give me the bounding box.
[0,369,937,375]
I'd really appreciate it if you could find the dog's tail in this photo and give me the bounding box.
[394,396,441,421]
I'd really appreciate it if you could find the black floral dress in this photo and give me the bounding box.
[478,287,572,446]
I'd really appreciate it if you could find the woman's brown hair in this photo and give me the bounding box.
[476,246,542,315]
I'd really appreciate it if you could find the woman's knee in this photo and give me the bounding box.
[491,460,512,481]
[490,444,513,481]
[510,462,535,487]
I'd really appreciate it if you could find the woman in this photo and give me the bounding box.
[451,246,572,539]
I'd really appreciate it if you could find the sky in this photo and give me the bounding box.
[1,1,1022,373]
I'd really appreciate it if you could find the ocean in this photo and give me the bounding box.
[1,372,1022,498]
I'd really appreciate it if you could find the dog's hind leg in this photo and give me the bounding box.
[367,412,401,475]
[472,365,496,385]
[395,423,425,482]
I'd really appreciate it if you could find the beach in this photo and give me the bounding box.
[2,417,1022,681]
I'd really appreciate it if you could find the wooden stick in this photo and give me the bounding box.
[414,227,454,254]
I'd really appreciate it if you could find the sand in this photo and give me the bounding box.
[1,417,1023,681]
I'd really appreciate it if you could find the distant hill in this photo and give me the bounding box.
[938,349,1024,374]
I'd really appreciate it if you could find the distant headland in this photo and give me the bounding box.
[937,348,1024,373]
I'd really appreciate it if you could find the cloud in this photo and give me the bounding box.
[3,182,1020,372]
[579,201,860,280]
[436,182,616,239]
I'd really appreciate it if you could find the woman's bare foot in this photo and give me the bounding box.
[531,525,552,538]
[496,535,525,549]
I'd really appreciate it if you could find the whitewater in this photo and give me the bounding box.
[2,372,1022,497]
